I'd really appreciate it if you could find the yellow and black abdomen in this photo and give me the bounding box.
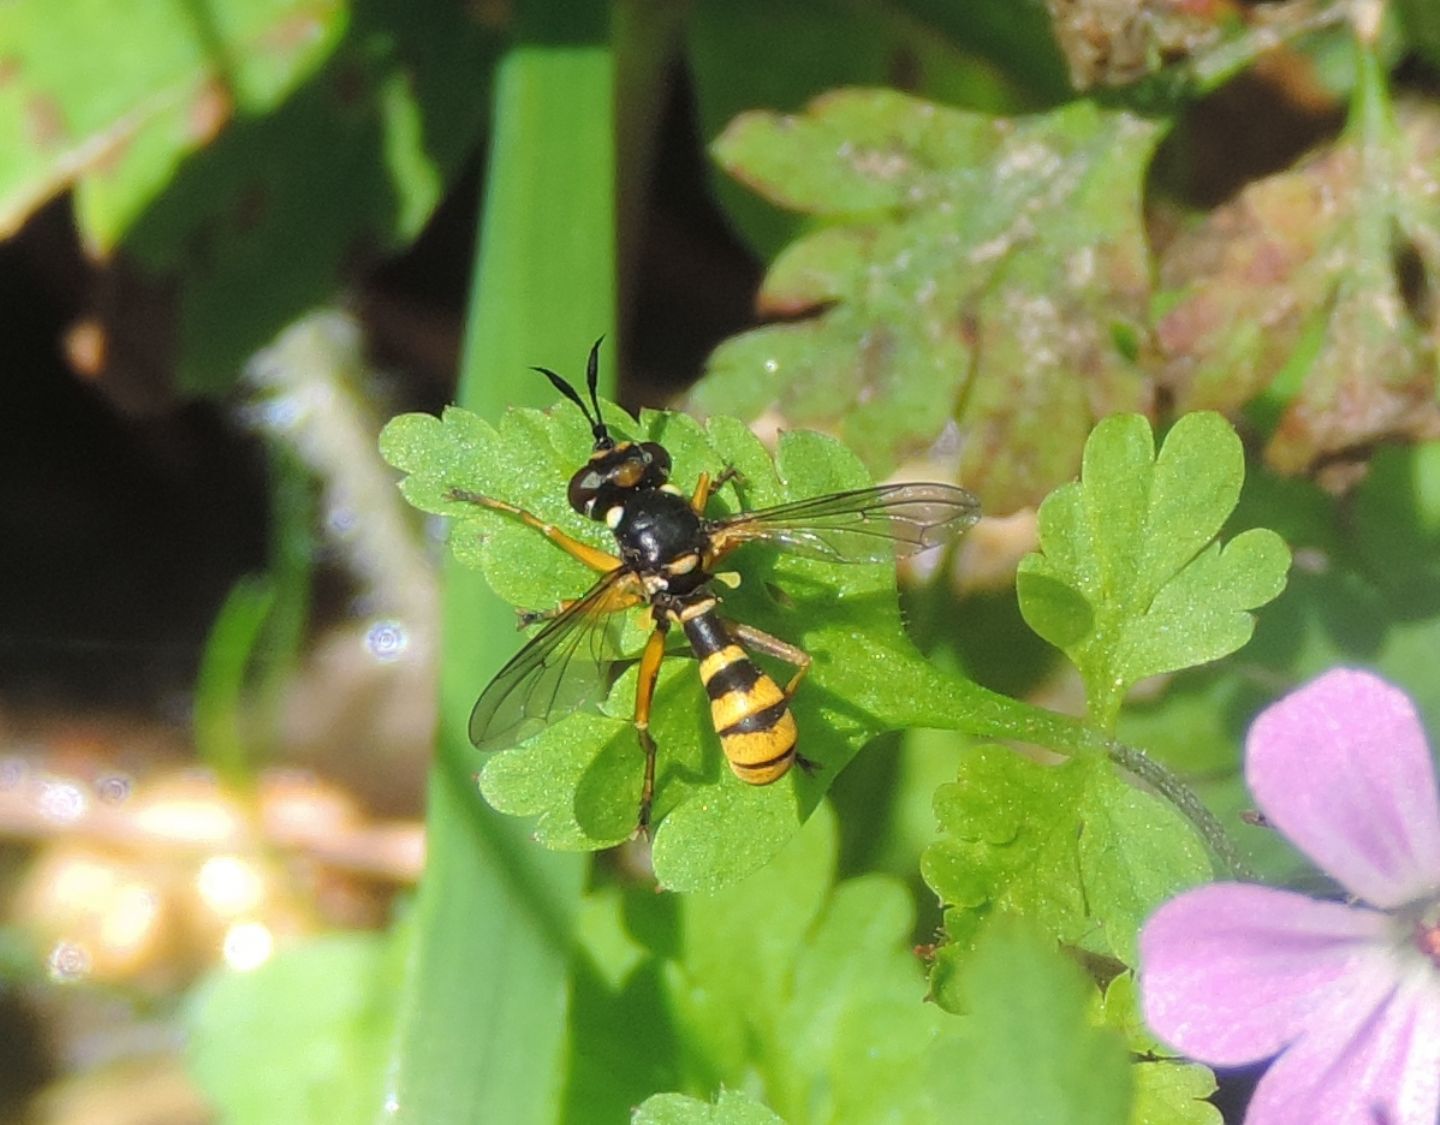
[682,607,797,784]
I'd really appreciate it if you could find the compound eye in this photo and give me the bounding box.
[567,467,601,514]
[611,455,646,488]
[640,442,671,482]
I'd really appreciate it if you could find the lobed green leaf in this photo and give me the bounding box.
[1155,54,1440,472]
[697,89,1160,515]
[921,746,1211,972]
[1117,447,1440,884]
[682,0,1038,262]
[634,1090,787,1125]
[1016,412,1290,729]
[566,806,961,1120]
[1096,976,1222,1125]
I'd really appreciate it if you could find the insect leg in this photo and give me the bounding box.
[632,620,671,835]
[445,487,621,573]
[726,621,811,697]
[689,472,714,515]
[688,465,744,515]
[516,589,642,629]
[726,620,818,774]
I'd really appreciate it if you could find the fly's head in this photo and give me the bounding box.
[534,338,673,521]
[567,440,671,520]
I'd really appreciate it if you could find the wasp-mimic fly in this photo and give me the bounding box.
[450,341,979,833]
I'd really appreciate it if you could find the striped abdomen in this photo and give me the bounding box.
[681,606,797,784]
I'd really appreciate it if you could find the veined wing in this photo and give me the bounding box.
[708,483,980,564]
[468,568,644,750]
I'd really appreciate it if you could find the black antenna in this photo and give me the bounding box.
[531,337,613,450]
[584,337,607,441]
[533,365,591,420]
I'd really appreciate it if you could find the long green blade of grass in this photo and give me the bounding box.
[383,4,614,1120]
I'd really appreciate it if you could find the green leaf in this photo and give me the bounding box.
[572,803,964,1123]
[1095,976,1221,1125]
[112,4,498,395]
[683,0,1033,261]
[680,814,953,1120]
[1156,47,1440,473]
[380,17,607,1125]
[924,916,1133,1124]
[921,747,1211,972]
[1114,449,1440,884]
[1352,440,1440,613]
[380,403,970,892]
[1016,412,1290,729]
[634,1090,787,1125]
[186,932,398,1124]
[0,0,345,244]
[1129,1063,1224,1125]
[697,89,1159,515]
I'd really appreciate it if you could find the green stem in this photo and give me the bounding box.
[896,663,1111,757]
[1114,0,1350,112]
[1105,740,1253,880]
[902,663,1250,877]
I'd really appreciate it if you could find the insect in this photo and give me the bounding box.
[450,341,980,833]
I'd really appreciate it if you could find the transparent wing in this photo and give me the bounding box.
[468,569,642,750]
[709,483,980,564]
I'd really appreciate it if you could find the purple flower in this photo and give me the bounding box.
[1140,669,1440,1124]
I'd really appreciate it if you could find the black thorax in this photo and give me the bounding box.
[611,490,711,592]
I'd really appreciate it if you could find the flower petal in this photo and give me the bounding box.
[1246,668,1440,908]
[1139,883,1389,1065]
[1245,960,1440,1125]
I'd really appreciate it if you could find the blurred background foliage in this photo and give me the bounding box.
[3,0,1440,1122]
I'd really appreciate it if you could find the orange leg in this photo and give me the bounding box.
[689,473,713,515]
[632,621,671,836]
[727,619,819,773]
[688,465,743,515]
[445,487,620,573]
[728,620,811,696]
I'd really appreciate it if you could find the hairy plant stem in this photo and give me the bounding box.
[1106,739,1254,881]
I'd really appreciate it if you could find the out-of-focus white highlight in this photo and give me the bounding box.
[222,920,275,971]
[197,855,266,916]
